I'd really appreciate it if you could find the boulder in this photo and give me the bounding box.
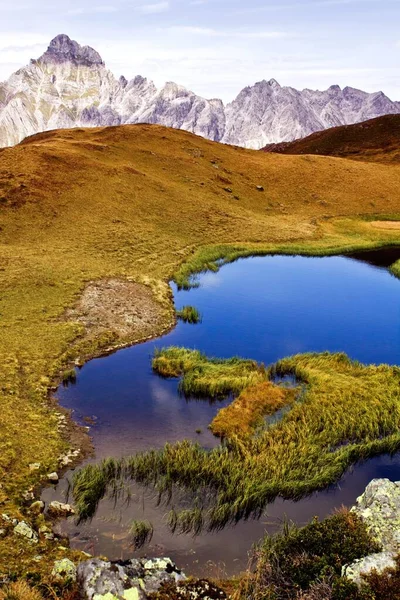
[77,557,186,600]
[52,558,77,582]
[351,478,400,551]
[48,472,59,483]
[342,551,397,586]
[14,520,38,543]
[343,478,400,587]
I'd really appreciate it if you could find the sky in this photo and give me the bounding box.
[0,0,399,102]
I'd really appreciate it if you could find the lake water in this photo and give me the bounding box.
[42,251,400,576]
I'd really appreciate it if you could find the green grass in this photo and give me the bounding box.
[130,520,154,548]
[152,347,267,397]
[176,306,202,324]
[73,350,400,533]
[237,510,380,600]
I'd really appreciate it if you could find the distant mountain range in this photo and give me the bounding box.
[1,34,399,150]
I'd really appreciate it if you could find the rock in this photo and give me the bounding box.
[343,551,397,586]
[22,490,35,502]
[52,558,77,582]
[256,185,264,191]
[29,463,41,471]
[29,500,45,515]
[48,472,59,483]
[77,557,185,600]
[351,478,400,551]
[48,501,75,517]
[14,521,38,543]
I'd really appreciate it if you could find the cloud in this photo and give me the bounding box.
[67,5,118,15]
[137,1,170,13]
[166,26,288,39]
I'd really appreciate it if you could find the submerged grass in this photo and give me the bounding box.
[176,306,202,324]
[152,347,267,397]
[73,350,400,532]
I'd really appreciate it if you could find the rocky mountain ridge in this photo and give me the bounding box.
[0,34,399,149]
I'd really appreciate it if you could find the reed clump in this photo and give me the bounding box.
[152,347,267,397]
[130,520,154,548]
[73,350,400,534]
[176,306,202,324]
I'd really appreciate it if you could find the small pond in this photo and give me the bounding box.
[42,250,400,576]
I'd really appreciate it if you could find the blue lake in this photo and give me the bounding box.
[42,251,400,576]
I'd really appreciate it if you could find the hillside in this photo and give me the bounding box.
[1,123,400,579]
[262,114,400,163]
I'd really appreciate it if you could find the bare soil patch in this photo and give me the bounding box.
[66,278,167,341]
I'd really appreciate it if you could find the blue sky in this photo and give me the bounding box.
[0,0,399,102]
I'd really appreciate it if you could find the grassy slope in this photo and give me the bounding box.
[1,122,400,577]
[262,114,400,163]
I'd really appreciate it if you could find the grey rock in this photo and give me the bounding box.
[48,501,75,517]
[40,34,104,67]
[351,478,400,551]
[77,557,185,600]
[47,472,59,484]
[342,551,397,586]
[52,558,77,582]
[14,521,38,543]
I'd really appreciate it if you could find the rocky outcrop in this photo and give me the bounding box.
[343,478,400,585]
[77,557,186,600]
[0,34,399,149]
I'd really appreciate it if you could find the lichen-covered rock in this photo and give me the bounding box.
[29,500,45,515]
[13,520,38,543]
[342,551,397,586]
[77,557,185,600]
[52,558,77,582]
[351,478,400,551]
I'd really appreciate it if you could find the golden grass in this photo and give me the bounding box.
[0,123,400,576]
[210,381,295,439]
[0,582,43,600]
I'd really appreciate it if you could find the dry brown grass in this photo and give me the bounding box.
[0,581,43,600]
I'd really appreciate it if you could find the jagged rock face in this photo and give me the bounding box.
[223,80,400,148]
[0,34,399,149]
[0,34,225,148]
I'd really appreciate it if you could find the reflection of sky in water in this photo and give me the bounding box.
[43,253,400,575]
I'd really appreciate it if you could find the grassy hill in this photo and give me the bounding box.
[1,123,400,583]
[262,114,400,163]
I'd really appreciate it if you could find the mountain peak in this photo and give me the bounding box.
[38,34,104,67]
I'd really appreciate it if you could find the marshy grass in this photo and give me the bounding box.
[152,347,267,397]
[176,306,202,324]
[73,350,400,534]
[130,520,154,548]
[62,368,77,386]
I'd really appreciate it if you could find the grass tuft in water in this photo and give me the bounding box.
[176,306,202,324]
[130,520,154,548]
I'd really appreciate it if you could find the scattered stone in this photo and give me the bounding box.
[22,490,35,502]
[78,557,186,600]
[0,529,6,538]
[343,552,397,586]
[29,500,45,515]
[29,463,41,471]
[223,187,232,193]
[48,501,75,517]
[14,521,38,543]
[52,558,77,582]
[48,472,59,483]
[256,185,264,191]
